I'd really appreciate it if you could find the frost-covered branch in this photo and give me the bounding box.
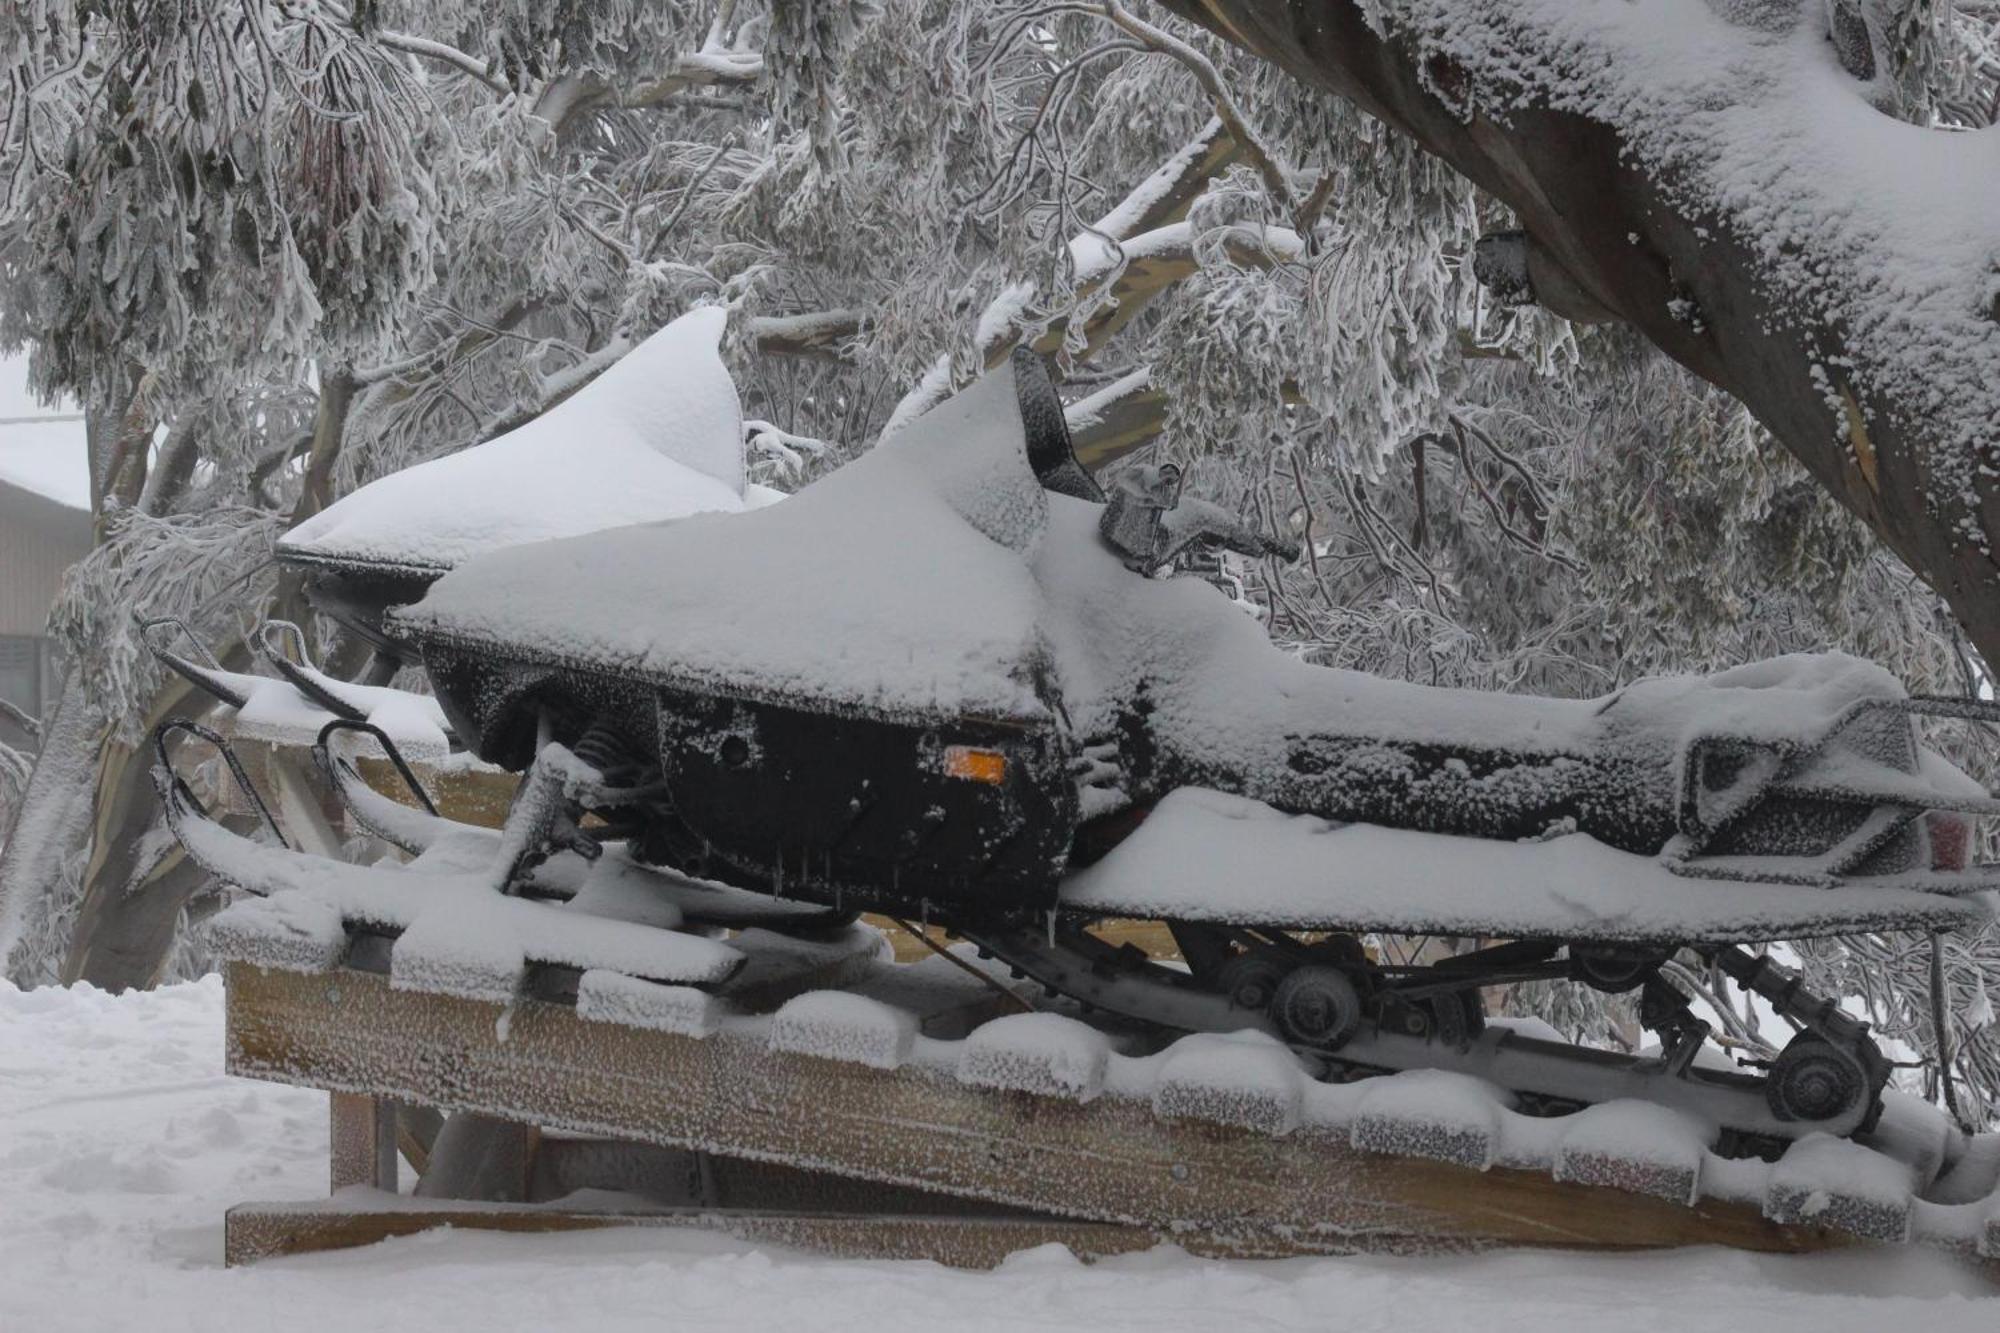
[1096,1,1295,209]
[747,309,865,360]
[372,28,508,93]
[0,697,40,744]
[1066,365,1165,466]
[1158,0,2000,671]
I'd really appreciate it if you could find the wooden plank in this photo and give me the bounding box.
[356,756,517,829]
[227,963,1856,1259]
[224,1199,1169,1268]
[329,1092,397,1192]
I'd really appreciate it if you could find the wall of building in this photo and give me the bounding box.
[0,480,92,744]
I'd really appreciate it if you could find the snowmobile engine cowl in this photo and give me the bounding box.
[643,684,1079,912]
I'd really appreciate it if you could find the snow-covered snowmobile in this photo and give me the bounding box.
[158,333,2000,1157]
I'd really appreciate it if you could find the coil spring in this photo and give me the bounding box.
[570,718,640,783]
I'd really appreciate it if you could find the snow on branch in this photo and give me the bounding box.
[747,309,865,361]
[1066,365,1167,466]
[879,113,1292,437]
[1161,0,2000,669]
[884,217,1303,436]
[372,29,508,94]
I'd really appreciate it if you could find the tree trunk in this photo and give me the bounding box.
[273,365,357,630]
[0,681,110,982]
[57,646,253,991]
[1155,0,2000,663]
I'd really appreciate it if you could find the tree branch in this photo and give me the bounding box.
[1157,0,2000,667]
[374,29,508,94]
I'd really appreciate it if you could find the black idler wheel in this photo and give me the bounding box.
[1765,1033,1867,1123]
[1270,964,1364,1050]
[1427,989,1486,1049]
[1215,951,1289,1012]
[1570,943,1668,994]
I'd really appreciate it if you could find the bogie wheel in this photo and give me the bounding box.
[1427,989,1486,1049]
[1570,944,1667,994]
[1215,951,1289,1012]
[1270,964,1364,1050]
[1765,1033,1869,1124]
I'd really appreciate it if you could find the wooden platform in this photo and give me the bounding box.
[189,725,2000,1274]
[219,959,2000,1271]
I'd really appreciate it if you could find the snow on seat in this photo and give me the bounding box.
[280,307,773,578]
[1060,788,1994,945]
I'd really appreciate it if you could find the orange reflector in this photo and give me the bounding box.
[943,745,1008,785]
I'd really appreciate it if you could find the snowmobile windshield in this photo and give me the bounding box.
[392,357,1060,725]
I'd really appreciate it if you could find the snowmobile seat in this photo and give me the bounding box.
[278,307,778,659]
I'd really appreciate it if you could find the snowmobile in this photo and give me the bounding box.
[156,330,2000,1158]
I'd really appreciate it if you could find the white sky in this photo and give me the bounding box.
[0,353,90,511]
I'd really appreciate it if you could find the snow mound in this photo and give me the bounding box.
[1553,1101,1710,1203]
[576,971,720,1038]
[1766,1134,1918,1242]
[958,1012,1112,1100]
[1350,1070,1508,1169]
[1151,1031,1310,1135]
[282,307,761,574]
[767,990,918,1068]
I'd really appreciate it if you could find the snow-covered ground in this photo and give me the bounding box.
[2,978,1994,1333]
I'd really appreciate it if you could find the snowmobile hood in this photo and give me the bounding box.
[393,358,1060,724]
[280,307,774,578]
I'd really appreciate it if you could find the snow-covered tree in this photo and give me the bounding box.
[0,0,1996,1124]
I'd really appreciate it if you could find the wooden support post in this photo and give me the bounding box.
[397,1104,444,1176]
[262,745,349,860]
[329,1092,398,1192]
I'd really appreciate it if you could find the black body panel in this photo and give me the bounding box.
[645,686,1078,914]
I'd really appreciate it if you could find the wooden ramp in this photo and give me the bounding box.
[177,717,2000,1273]
[218,952,2000,1272]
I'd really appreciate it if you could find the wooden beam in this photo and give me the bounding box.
[225,963,1860,1260]
[225,1199,1166,1268]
